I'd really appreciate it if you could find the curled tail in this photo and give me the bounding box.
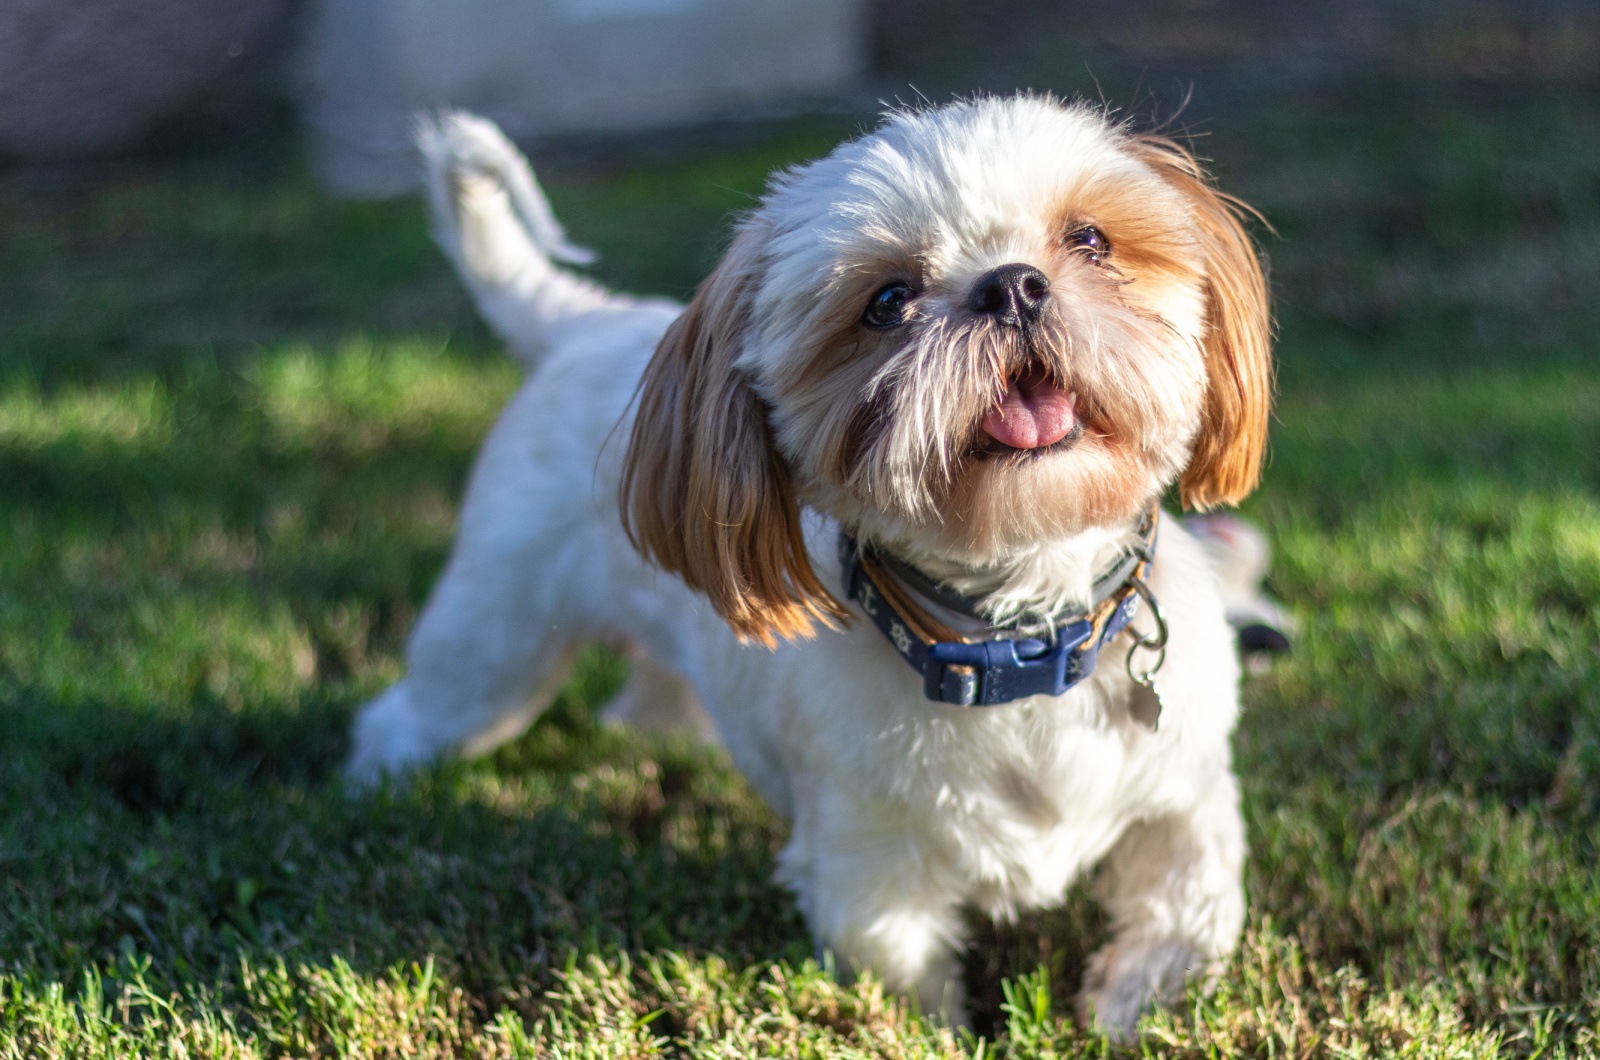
[417,111,609,368]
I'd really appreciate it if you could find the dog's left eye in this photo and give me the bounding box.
[1065,225,1111,264]
[862,282,916,329]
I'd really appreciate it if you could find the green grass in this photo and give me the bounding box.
[2,87,1599,1057]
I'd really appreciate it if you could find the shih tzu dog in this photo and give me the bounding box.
[346,95,1273,1036]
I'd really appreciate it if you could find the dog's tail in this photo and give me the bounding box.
[417,111,608,369]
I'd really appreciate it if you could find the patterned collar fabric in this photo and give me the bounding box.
[837,508,1159,707]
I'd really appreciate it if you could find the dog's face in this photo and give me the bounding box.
[623,96,1272,645]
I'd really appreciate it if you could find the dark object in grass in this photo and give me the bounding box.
[1239,622,1292,657]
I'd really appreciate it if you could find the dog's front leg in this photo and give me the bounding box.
[779,789,971,1025]
[1077,771,1247,1039]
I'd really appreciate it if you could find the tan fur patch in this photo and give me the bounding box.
[619,227,849,647]
[1132,137,1275,509]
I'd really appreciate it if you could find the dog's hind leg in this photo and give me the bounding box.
[345,634,582,786]
[344,526,587,784]
[599,645,718,744]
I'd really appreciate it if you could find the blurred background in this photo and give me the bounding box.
[4,0,1597,182]
[6,0,1598,375]
[3,1,1600,1053]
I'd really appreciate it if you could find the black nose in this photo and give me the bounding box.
[968,263,1050,325]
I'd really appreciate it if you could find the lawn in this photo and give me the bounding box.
[1,83,1598,1057]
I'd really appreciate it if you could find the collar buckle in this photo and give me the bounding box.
[924,618,1096,705]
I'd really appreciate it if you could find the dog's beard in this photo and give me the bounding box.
[767,293,1205,563]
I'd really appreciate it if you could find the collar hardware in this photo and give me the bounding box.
[839,507,1161,707]
[1123,572,1169,688]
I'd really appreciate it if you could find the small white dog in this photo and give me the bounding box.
[347,96,1273,1035]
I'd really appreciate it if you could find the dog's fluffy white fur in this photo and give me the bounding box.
[347,97,1273,1035]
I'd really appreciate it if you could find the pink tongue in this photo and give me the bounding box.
[981,369,1076,449]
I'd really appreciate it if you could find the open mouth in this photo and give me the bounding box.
[974,363,1082,458]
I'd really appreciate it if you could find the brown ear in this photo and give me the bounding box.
[619,227,849,647]
[1136,136,1274,509]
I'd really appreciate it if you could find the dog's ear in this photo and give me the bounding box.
[1135,136,1274,509]
[620,226,849,647]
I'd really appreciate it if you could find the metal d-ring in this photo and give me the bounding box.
[1123,572,1168,687]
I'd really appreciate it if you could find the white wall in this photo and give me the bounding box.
[300,0,866,195]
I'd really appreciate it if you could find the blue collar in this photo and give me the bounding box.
[838,508,1160,708]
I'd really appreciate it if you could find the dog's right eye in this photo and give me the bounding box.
[862,283,915,329]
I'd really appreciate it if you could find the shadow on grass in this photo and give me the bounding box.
[1,669,816,1003]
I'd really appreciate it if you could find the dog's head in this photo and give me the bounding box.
[622,96,1273,646]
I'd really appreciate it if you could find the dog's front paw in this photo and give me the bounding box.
[1076,938,1207,1041]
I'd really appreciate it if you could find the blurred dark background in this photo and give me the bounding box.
[3,0,1596,172]
[6,0,1596,392]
